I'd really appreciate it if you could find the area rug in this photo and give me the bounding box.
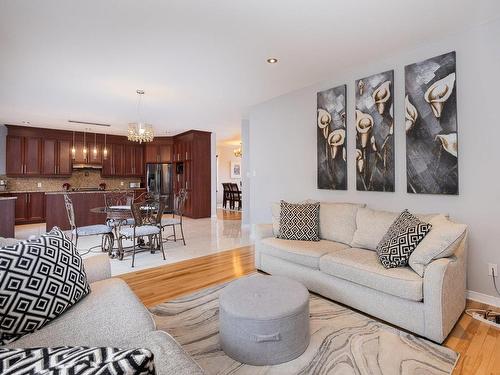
[151,277,458,375]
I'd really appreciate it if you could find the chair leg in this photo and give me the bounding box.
[132,237,136,267]
[117,236,124,261]
[159,234,166,260]
[179,223,186,246]
[173,225,177,242]
[75,236,79,250]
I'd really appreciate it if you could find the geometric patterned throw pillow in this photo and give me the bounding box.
[278,200,320,241]
[376,210,432,269]
[0,346,156,375]
[0,227,90,346]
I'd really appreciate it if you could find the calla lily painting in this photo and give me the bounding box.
[355,70,395,192]
[317,85,347,190]
[405,51,458,195]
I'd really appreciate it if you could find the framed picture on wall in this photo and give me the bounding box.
[230,161,241,179]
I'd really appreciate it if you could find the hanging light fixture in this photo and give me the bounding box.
[128,89,154,143]
[103,133,108,160]
[71,131,76,159]
[82,131,88,157]
[92,133,98,159]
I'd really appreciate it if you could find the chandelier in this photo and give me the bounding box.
[128,89,154,143]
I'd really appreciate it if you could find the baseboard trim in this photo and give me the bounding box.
[467,290,500,307]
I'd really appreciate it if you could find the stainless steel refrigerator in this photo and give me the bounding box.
[146,163,173,209]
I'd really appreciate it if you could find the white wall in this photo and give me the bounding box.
[248,19,500,299]
[0,125,6,175]
[216,145,242,204]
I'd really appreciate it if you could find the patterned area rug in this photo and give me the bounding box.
[151,278,458,375]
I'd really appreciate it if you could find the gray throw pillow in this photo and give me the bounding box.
[278,200,320,241]
[376,210,432,269]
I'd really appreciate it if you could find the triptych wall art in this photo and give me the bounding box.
[316,51,458,195]
[355,70,395,192]
[317,85,347,190]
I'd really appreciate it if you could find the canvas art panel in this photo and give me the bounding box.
[355,70,395,192]
[317,85,347,190]
[405,51,458,195]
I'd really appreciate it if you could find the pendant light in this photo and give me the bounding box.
[71,131,76,159]
[128,89,154,143]
[103,133,108,160]
[92,133,98,159]
[83,131,88,157]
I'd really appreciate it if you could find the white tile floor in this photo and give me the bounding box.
[15,214,252,276]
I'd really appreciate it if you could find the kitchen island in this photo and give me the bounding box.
[0,196,17,237]
[45,189,146,231]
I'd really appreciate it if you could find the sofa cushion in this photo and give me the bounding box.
[319,202,365,244]
[409,215,467,276]
[259,237,349,269]
[351,207,439,251]
[4,278,155,348]
[376,210,432,269]
[278,201,320,241]
[319,248,423,301]
[0,346,156,375]
[0,227,90,346]
[116,331,205,375]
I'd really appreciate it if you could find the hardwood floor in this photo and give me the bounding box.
[216,208,242,220]
[119,246,500,374]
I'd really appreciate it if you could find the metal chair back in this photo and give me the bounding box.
[63,194,77,232]
[105,191,134,208]
[174,189,188,218]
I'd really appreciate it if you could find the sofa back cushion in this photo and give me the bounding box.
[319,202,365,244]
[0,227,90,346]
[351,207,440,251]
[409,215,467,276]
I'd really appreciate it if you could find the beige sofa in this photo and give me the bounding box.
[254,202,467,343]
[1,252,204,375]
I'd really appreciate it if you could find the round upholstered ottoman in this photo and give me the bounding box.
[219,274,310,365]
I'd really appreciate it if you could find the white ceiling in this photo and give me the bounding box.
[1,0,499,142]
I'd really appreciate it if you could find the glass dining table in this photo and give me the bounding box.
[90,205,173,259]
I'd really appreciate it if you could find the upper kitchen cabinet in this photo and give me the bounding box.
[144,139,172,163]
[41,139,72,176]
[6,135,42,176]
[124,144,144,177]
[102,143,125,177]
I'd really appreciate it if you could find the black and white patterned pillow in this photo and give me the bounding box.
[376,210,432,269]
[0,346,156,375]
[0,227,90,346]
[278,200,320,241]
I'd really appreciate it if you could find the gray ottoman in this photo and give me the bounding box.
[219,274,310,365]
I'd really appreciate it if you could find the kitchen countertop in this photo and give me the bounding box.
[0,189,145,195]
[0,196,17,201]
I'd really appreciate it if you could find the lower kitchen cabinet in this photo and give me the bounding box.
[11,192,46,225]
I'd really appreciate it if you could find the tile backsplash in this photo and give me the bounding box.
[0,171,141,192]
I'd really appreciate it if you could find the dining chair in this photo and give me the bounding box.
[105,191,135,228]
[63,193,114,254]
[229,183,242,210]
[162,189,187,246]
[117,199,166,267]
[222,183,231,209]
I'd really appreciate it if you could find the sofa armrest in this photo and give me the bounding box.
[254,224,274,240]
[423,234,467,343]
[83,254,112,283]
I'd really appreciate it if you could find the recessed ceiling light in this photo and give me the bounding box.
[266,58,278,64]
[22,121,31,125]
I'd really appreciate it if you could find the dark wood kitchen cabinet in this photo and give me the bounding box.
[11,192,45,224]
[6,135,42,176]
[102,144,125,177]
[144,141,172,163]
[173,131,211,218]
[42,139,72,176]
[125,145,144,177]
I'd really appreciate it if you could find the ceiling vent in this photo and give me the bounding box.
[68,120,111,127]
